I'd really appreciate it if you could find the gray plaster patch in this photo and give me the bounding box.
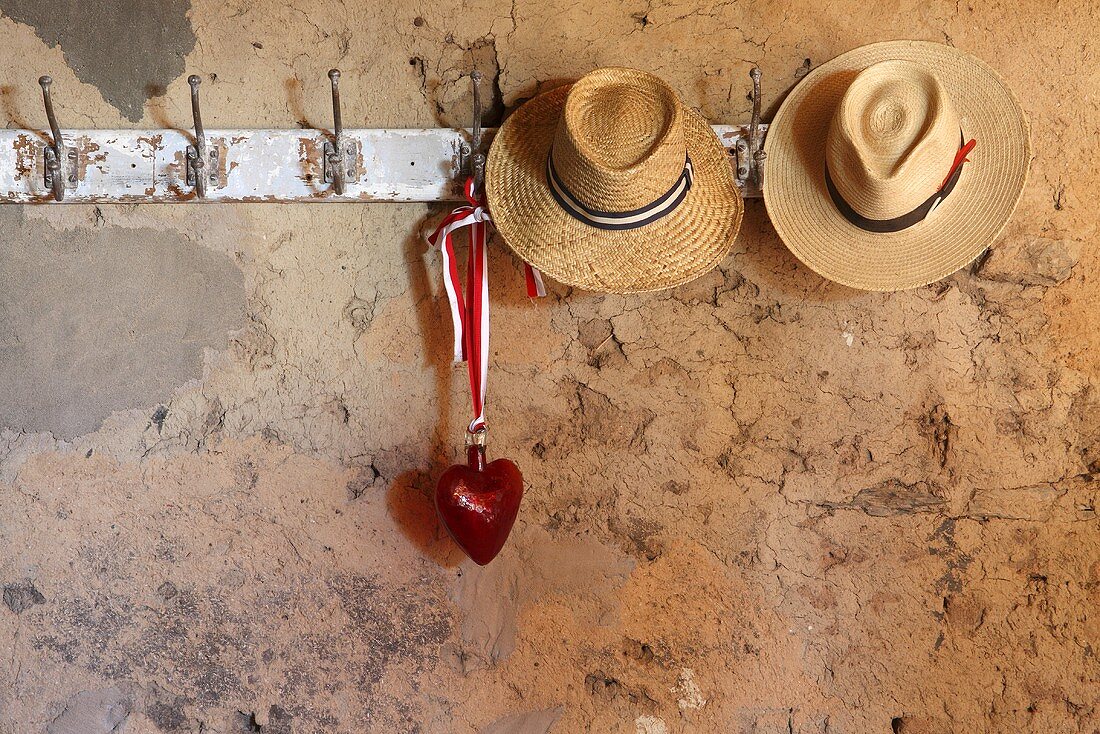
[0,0,195,121]
[0,210,245,440]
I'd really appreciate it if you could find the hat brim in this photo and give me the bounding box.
[763,40,1031,291]
[486,85,743,293]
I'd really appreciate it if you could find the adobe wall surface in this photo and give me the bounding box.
[0,1,1096,732]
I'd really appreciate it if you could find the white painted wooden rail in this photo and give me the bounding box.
[0,125,765,203]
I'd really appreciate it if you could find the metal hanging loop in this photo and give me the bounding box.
[38,76,74,202]
[186,75,218,198]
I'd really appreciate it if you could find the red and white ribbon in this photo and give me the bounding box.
[427,178,489,433]
[524,262,546,297]
[427,178,545,434]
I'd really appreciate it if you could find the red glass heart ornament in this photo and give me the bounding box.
[435,444,523,565]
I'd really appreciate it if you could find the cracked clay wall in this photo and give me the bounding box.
[0,1,1097,733]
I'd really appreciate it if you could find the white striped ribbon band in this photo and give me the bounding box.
[546,152,694,231]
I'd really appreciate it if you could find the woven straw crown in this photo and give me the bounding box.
[550,68,687,212]
[826,60,962,220]
[486,66,743,293]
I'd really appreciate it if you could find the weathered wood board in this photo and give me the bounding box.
[0,125,764,203]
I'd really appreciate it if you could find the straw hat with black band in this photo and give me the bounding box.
[763,40,1031,291]
[486,67,743,293]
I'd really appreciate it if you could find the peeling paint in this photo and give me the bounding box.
[0,127,760,203]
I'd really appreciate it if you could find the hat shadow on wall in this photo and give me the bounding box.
[494,78,573,126]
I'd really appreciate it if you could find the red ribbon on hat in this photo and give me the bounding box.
[427,178,544,434]
[941,138,977,190]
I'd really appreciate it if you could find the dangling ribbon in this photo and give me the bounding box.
[427,178,544,435]
[524,262,546,297]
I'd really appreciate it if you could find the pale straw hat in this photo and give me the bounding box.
[764,41,1031,291]
[486,67,743,293]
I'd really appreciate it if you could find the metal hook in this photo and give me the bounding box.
[38,76,74,201]
[186,75,218,198]
[322,68,357,195]
[470,70,486,196]
[734,67,767,190]
[748,67,767,189]
[327,69,345,194]
[323,68,345,194]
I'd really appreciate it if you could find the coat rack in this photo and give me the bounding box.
[2,69,767,204]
